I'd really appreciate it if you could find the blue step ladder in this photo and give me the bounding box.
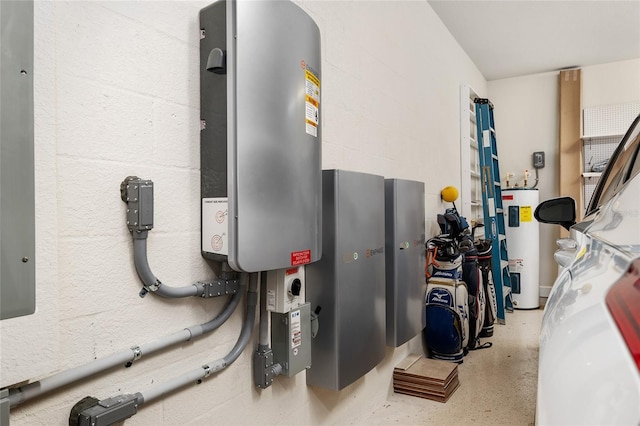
[474,98,513,323]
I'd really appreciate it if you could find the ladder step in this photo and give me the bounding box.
[496,208,503,213]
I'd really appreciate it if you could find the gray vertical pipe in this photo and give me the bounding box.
[258,271,270,348]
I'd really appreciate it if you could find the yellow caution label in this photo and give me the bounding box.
[306,70,320,88]
[304,67,320,138]
[305,95,319,108]
[520,206,532,222]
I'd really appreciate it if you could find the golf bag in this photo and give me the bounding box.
[476,239,497,337]
[459,236,487,350]
[424,237,469,363]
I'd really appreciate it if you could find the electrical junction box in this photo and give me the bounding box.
[271,303,312,377]
[199,0,322,272]
[533,151,545,169]
[266,266,305,314]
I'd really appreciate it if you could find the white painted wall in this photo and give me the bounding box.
[582,58,640,108]
[488,58,640,299]
[3,1,486,424]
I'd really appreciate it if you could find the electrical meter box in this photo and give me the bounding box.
[271,303,312,377]
[199,0,322,272]
[306,170,386,391]
[266,266,306,314]
[384,179,426,347]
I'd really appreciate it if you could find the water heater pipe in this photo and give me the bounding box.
[7,273,248,408]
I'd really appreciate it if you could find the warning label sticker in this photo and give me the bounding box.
[305,68,320,137]
[291,250,311,266]
[520,206,532,222]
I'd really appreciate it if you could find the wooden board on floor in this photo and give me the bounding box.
[394,355,457,383]
[393,354,460,403]
[393,373,458,391]
[394,380,460,403]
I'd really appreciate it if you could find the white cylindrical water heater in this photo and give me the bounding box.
[501,188,539,309]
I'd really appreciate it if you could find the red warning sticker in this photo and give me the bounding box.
[502,195,514,200]
[291,250,311,266]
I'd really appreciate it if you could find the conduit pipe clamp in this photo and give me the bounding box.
[202,365,212,379]
[201,278,239,298]
[131,346,142,363]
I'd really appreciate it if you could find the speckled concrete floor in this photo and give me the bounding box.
[364,308,544,426]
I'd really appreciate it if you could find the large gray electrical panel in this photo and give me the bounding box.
[1,0,36,320]
[199,0,322,272]
[271,303,312,377]
[384,179,426,347]
[306,170,386,391]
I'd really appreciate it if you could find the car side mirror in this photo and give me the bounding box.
[534,197,576,231]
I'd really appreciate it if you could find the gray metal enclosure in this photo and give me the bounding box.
[0,0,35,320]
[199,0,322,272]
[306,170,386,390]
[384,179,426,347]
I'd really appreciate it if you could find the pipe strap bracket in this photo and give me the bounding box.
[131,346,142,363]
[202,365,212,379]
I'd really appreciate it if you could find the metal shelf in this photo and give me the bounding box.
[582,172,602,178]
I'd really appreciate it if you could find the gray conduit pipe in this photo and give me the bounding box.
[133,237,202,298]
[7,273,248,408]
[136,272,259,405]
[258,272,269,349]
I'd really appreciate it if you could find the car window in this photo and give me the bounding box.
[586,115,640,214]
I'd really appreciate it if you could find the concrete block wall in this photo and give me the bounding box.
[2,1,486,424]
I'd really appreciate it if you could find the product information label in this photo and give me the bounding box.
[290,309,302,349]
[520,206,532,222]
[305,68,320,137]
[266,289,276,311]
[202,198,228,256]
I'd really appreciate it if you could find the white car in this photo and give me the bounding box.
[534,114,640,425]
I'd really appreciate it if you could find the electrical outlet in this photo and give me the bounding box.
[533,151,545,169]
